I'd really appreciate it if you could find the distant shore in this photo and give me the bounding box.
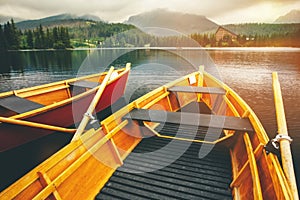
[5,46,300,52]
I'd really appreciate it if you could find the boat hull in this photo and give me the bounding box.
[0,69,129,152]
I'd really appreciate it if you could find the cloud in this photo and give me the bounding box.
[0,0,299,23]
[211,0,300,24]
[0,0,133,20]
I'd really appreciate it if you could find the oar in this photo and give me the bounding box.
[0,116,76,133]
[272,72,299,199]
[71,66,114,141]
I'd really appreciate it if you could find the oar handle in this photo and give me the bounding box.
[72,67,114,141]
[272,72,299,200]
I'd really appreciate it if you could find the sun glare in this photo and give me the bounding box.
[212,1,300,24]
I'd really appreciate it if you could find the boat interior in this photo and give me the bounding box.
[95,71,293,199]
[97,100,235,199]
[0,68,125,117]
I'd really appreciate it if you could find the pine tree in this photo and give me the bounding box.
[26,30,34,49]
[3,22,11,49]
[46,28,53,48]
[0,24,7,51]
[52,27,62,48]
[4,19,21,49]
[53,27,59,42]
[34,27,41,48]
[38,24,45,49]
[64,28,71,48]
[60,27,69,48]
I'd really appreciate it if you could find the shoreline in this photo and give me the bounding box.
[6,46,300,52]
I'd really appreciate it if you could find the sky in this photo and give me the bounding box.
[0,0,299,24]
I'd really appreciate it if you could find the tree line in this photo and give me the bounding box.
[0,19,72,51]
[72,22,300,48]
[190,31,300,47]
[74,25,300,48]
[69,21,135,39]
[1,19,299,50]
[69,21,137,48]
[23,25,71,49]
[0,19,20,50]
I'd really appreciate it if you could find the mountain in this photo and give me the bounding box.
[15,13,102,30]
[275,10,300,23]
[125,9,219,35]
[0,15,24,24]
[79,14,102,22]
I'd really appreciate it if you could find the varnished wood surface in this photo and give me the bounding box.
[0,69,295,200]
[125,108,254,132]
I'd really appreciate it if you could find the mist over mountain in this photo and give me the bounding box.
[15,13,102,30]
[0,15,25,24]
[125,9,219,35]
[275,10,300,23]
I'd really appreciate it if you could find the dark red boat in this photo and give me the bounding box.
[0,64,130,152]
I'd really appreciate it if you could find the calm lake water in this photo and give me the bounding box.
[0,48,299,191]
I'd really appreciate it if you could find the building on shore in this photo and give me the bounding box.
[215,26,238,42]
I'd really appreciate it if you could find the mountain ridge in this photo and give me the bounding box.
[125,9,219,35]
[15,13,102,30]
[274,9,300,23]
[3,10,299,37]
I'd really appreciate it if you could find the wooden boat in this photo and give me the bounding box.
[0,67,298,199]
[0,64,130,152]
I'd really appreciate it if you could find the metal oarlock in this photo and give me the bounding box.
[84,112,95,120]
[272,134,293,149]
[264,134,293,156]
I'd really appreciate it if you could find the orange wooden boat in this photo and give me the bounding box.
[0,64,130,152]
[0,67,297,199]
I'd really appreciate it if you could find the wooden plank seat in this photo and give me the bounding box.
[69,80,99,89]
[0,95,44,114]
[124,109,254,132]
[168,86,226,95]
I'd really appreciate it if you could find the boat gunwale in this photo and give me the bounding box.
[203,72,270,144]
[0,66,130,120]
[0,127,98,199]
[203,72,293,198]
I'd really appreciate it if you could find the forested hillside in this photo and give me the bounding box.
[1,18,300,51]
[0,19,72,50]
[68,21,136,47]
[15,14,101,30]
[0,19,137,50]
[224,23,300,36]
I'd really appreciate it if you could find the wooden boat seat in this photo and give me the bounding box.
[69,80,99,89]
[124,109,253,132]
[168,86,226,95]
[0,95,44,114]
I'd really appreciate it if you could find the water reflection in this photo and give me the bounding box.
[0,50,88,91]
[0,50,82,74]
